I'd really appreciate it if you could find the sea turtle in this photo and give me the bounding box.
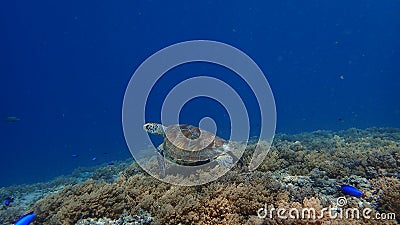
[143,122,234,177]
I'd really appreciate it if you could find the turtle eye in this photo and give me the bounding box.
[146,124,155,132]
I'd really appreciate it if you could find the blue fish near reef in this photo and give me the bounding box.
[341,185,363,197]
[14,211,36,225]
[3,196,14,206]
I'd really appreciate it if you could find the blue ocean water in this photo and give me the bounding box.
[0,1,399,187]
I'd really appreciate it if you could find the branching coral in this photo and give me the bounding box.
[372,177,400,216]
[3,127,397,225]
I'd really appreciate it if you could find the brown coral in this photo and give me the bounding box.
[34,169,280,225]
[3,127,396,225]
[372,176,400,216]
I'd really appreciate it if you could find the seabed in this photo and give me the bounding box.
[1,127,399,225]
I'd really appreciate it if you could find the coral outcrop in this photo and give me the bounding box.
[1,127,398,224]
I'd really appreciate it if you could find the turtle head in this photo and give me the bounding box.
[143,123,165,135]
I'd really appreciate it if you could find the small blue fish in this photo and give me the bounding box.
[4,116,20,123]
[71,154,79,158]
[340,185,363,197]
[14,211,36,225]
[107,162,114,166]
[4,196,14,206]
[92,157,97,161]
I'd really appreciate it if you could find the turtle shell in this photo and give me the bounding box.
[162,124,226,164]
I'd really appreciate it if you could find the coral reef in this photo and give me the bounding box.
[372,176,400,215]
[1,127,399,224]
[76,210,153,225]
[32,169,281,225]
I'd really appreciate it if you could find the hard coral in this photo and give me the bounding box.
[33,167,281,225]
[27,128,400,225]
[372,176,400,216]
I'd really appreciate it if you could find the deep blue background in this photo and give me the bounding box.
[1,1,399,187]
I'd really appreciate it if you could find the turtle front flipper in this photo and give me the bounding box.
[215,153,233,168]
[156,144,166,178]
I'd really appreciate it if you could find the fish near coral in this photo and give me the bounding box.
[14,211,36,225]
[3,196,14,206]
[340,185,363,197]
